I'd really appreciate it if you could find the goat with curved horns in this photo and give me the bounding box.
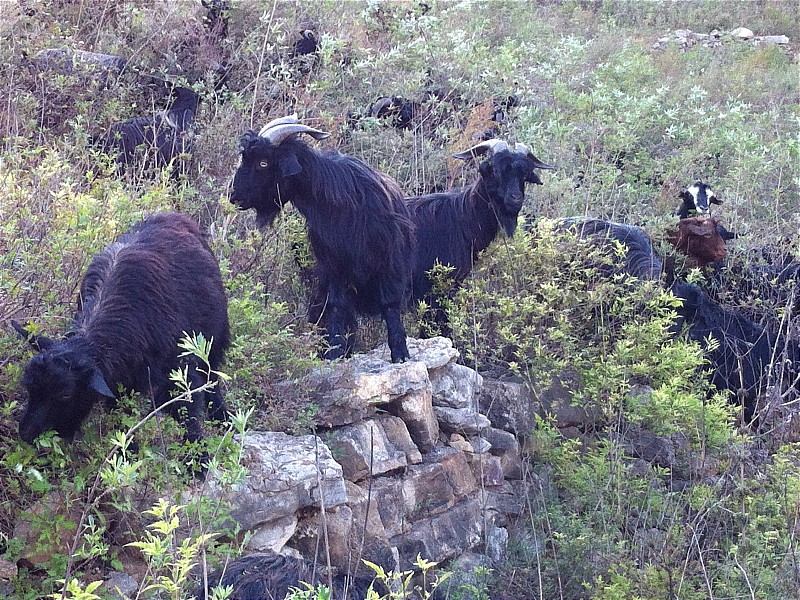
[230,115,415,363]
[407,138,555,337]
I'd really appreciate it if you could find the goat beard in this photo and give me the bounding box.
[499,214,518,237]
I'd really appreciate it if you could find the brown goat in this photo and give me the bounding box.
[666,217,727,267]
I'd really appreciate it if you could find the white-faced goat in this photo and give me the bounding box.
[13,213,230,467]
[676,180,737,242]
[670,280,800,423]
[557,217,663,281]
[230,115,415,362]
[101,86,200,175]
[406,138,554,336]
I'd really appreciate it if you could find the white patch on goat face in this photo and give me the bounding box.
[686,184,709,215]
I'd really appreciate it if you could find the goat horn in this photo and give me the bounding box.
[515,143,556,170]
[261,122,331,146]
[258,114,300,136]
[452,138,508,161]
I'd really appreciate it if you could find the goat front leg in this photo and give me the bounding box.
[382,304,410,363]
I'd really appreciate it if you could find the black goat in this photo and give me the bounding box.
[230,115,415,362]
[201,0,230,39]
[406,138,554,336]
[557,217,663,281]
[670,280,799,422]
[708,242,799,331]
[13,213,230,459]
[287,29,319,74]
[370,95,420,130]
[193,553,376,600]
[101,86,200,175]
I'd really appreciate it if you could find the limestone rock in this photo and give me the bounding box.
[291,505,354,568]
[374,336,460,370]
[469,454,504,487]
[481,379,537,437]
[434,406,491,435]
[326,418,408,481]
[379,415,423,464]
[101,572,139,600]
[248,514,298,553]
[762,35,789,44]
[391,498,483,568]
[389,386,439,453]
[481,480,530,526]
[485,525,509,562]
[468,436,492,454]
[205,432,347,536]
[430,362,483,409]
[370,447,477,538]
[344,481,398,572]
[730,27,754,39]
[481,427,519,454]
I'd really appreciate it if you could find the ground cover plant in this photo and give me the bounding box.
[0,0,798,598]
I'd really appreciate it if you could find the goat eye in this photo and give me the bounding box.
[259,160,269,169]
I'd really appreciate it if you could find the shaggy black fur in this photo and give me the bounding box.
[231,130,415,362]
[558,217,663,281]
[406,143,553,337]
[202,0,230,39]
[14,213,230,457]
[670,281,799,422]
[101,86,200,174]
[193,553,376,600]
[370,95,420,130]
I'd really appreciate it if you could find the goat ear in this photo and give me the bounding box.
[710,195,723,206]
[88,368,115,398]
[11,320,55,352]
[279,154,302,177]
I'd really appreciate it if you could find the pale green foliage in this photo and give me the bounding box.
[128,500,216,599]
[1,1,798,598]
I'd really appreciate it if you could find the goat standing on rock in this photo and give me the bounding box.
[407,138,554,336]
[12,213,230,462]
[230,115,415,363]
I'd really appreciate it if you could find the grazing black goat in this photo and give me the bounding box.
[670,280,799,423]
[708,242,799,331]
[287,29,319,74]
[676,181,737,242]
[13,213,230,460]
[370,95,420,130]
[406,138,554,337]
[557,217,663,281]
[101,86,200,175]
[193,553,376,600]
[202,0,230,39]
[230,115,415,362]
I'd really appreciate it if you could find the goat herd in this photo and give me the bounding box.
[12,106,800,465]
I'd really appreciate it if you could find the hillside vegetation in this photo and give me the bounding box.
[0,1,798,598]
